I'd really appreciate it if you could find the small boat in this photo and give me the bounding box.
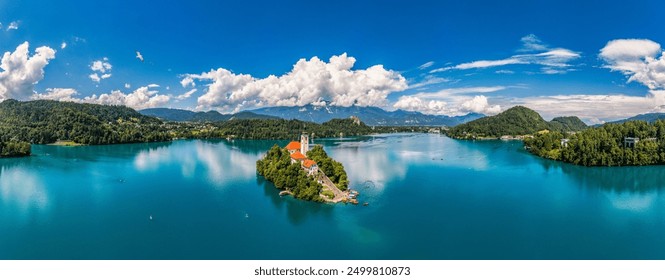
[245,213,249,218]
[149,215,153,221]
[363,202,369,206]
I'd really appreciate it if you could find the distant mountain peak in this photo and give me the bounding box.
[249,105,483,126]
[139,108,278,122]
[139,105,484,126]
[608,112,665,124]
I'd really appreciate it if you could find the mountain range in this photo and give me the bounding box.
[140,105,484,126]
[607,113,665,124]
[139,108,279,122]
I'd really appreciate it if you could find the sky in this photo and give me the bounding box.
[1,0,665,123]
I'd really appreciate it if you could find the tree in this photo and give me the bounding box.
[525,120,665,166]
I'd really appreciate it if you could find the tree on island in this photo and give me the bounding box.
[256,145,323,202]
[306,145,349,191]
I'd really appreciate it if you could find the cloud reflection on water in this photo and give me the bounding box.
[323,134,490,192]
[133,140,260,186]
[0,164,49,224]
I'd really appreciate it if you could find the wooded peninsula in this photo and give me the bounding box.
[445,105,665,167]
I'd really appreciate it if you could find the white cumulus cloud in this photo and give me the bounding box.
[182,53,407,112]
[31,88,78,102]
[60,42,67,49]
[508,39,665,123]
[511,91,665,123]
[393,96,448,115]
[91,58,112,73]
[0,42,56,101]
[89,73,101,82]
[82,86,170,109]
[393,86,505,116]
[600,39,665,90]
[394,94,501,116]
[89,57,112,83]
[460,95,501,115]
[30,86,170,110]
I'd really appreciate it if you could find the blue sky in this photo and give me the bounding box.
[1,0,664,123]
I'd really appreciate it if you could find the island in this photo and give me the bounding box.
[256,133,357,204]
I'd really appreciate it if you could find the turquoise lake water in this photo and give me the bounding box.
[1,133,664,259]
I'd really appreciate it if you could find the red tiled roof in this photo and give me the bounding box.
[303,159,317,168]
[290,151,306,160]
[285,141,301,150]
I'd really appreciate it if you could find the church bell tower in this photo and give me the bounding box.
[300,133,309,155]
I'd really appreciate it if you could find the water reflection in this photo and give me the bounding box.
[327,140,406,191]
[322,134,493,193]
[557,163,665,193]
[535,153,665,212]
[604,192,657,211]
[132,140,262,185]
[257,177,334,225]
[32,141,173,161]
[0,162,49,224]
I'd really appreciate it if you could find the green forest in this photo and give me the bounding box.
[0,99,171,146]
[446,106,587,139]
[306,145,349,191]
[0,99,432,159]
[170,118,430,140]
[256,145,324,202]
[524,120,665,166]
[0,140,31,158]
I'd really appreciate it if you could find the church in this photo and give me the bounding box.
[285,133,318,176]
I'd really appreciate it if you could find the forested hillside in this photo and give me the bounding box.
[0,99,171,145]
[446,106,587,139]
[525,120,665,166]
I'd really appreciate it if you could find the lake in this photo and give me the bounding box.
[1,133,664,259]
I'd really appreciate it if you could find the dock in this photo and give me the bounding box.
[317,171,356,204]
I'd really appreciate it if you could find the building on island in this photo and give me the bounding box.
[286,141,301,154]
[290,151,307,163]
[286,133,317,174]
[303,159,318,176]
[300,133,309,154]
